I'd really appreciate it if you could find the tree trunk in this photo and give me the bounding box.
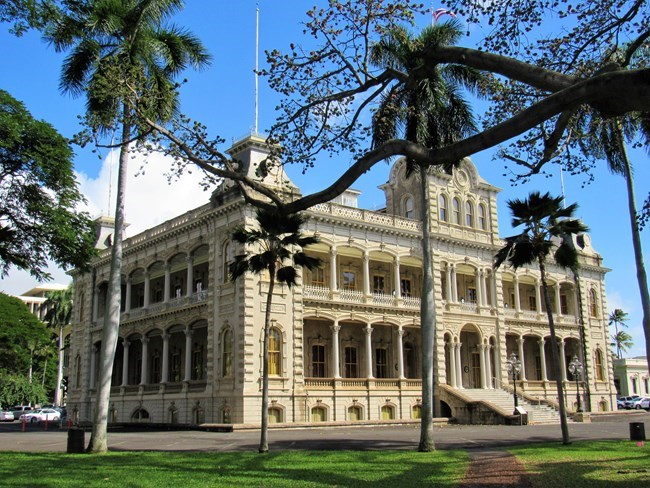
[55,324,64,406]
[259,266,275,453]
[539,258,571,444]
[87,117,130,454]
[619,139,650,373]
[417,165,436,452]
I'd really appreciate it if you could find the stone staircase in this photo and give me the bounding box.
[461,388,571,424]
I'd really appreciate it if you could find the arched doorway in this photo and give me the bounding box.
[459,324,482,388]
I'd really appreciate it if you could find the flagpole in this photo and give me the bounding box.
[254,1,259,135]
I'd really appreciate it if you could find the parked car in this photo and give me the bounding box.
[624,395,642,409]
[616,398,626,409]
[11,405,33,418]
[631,397,650,410]
[0,410,14,422]
[639,397,650,410]
[19,408,61,423]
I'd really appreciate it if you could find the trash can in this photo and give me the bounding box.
[67,428,85,453]
[629,422,646,441]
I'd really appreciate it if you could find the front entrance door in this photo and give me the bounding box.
[471,352,481,388]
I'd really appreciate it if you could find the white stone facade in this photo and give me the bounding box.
[67,136,616,425]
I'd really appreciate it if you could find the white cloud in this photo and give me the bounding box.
[0,149,215,296]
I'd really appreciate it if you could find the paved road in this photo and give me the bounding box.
[1,411,647,453]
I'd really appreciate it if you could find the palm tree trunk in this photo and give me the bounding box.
[539,258,571,444]
[417,165,436,452]
[619,139,650,372]
[259,267,275,453]
[55,325,64,406]
[87,115,130,454]
[42,356,48,387]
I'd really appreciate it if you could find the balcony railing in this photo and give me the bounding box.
[303,286,420,309]
[304,377,422,390]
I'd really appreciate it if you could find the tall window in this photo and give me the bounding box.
[170,348,181,382]
[439,194,448,222]
[528,295,537,311]
[151,349,161,383]
[373,275,385,294]
[560,294,569,314]
[311,267,325,287]
[268,328,282,376]
[222,329,233,377]
[192,343,205,380]
[223,241,234,283]
[344,346,358,377]
[478,204,487,230]
[594,349,605,381]
[375,348,388,378]
[401,279,412,297]
[589,289,599,317]
[404,196,415,219]
[465,201,474,227]
[312,344,326,377]
[452,197,461,224]
[342,271,356,290]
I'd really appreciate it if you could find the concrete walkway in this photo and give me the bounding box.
[0,410,646,453]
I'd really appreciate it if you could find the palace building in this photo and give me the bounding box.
[67,135,616,426]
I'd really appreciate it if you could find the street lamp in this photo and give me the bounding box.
[568,355,583,413]
[505,352,522,414]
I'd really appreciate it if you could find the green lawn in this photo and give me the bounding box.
[0,450,468,487]
[509,440,650,487]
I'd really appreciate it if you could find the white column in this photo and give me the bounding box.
[363,251,371,296]
[451,265,458,302]
[482,271,489,306]
[330,248,338,291]
[121,340,130,386]
[143,271,151,308]
[475,268,482,305]
[364,326,374,379]
[517,336,527,381]
[535,280,542,313]
[514,275,521,311]
[161,333,169,383]
[184,326,193,381]
[559,338,567,381]
[164,264,171,303]
[539,339,548,381]
[486,345,493,388]
[448,342,457,388]
[446,264,453,302]
[555,284,562,316]
[186,255,194,297]
[480,344,488,389]
[455,342,463,388]
[125,279,132,313]
[396,327,405,379]
[140,337,149,385]
[394,257,401,299]
[89,345,97,389]
[330,322,341,378]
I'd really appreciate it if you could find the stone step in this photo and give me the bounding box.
[461,388,569,424]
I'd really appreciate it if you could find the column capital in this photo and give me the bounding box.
[185,325,194,337]
[396,327,405,337]
[123,340,131,349]
[141,336,150,345]
[363,325,373,336]
[162,332,170,341]
[330,324,341,334]
[538,338,546,346]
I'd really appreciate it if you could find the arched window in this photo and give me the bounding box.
[222,329,233,377]
[465,201,474,227]
[452,197,461,225]
[268,328,282,376]
[268,407,283,423]
[478,204,487,230]
[348,405,363,421]
[223,241,234,283]
[589,289,599,317]
[594,349,605,381]
[131,408,150,423]
[439,194,448,222]
[311,406,327,422]
[404,196,415,219]
[412,404,422,419]
[381,405,395,420]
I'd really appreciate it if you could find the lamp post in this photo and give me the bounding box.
[505,352,522,414]
[568,355,583,413]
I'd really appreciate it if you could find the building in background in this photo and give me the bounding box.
[613,356,650,398]
[67,135,616,426]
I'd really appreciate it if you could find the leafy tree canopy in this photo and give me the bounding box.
[0,372,47,407]
[0,89,97,280]
[0,0,61,36]
[0,292,51,376]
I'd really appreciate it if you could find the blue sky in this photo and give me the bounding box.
[0,1,648,357]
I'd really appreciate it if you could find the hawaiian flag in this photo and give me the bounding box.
[431,8,457,22]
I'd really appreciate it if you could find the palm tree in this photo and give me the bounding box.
[370,20,482,452]
[42,285,73,406]
[609,308,631,358]
[495,191,588,445]
[229,208,320,453]
[47,0,210,453]
[580,116,650,372]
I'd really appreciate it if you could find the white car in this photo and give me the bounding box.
[19,408,61,423]
[631,397,650,410]
[0,410,14,422]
